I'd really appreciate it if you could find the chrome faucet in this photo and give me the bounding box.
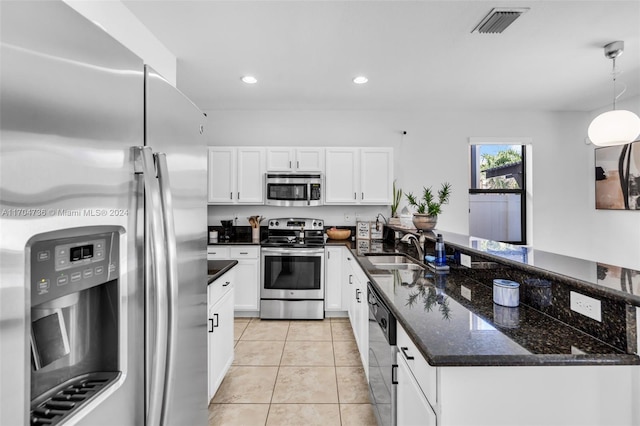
[401,233,424,262]
[375,213,387,231]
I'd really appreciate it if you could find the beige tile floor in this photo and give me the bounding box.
[208,317,377,426]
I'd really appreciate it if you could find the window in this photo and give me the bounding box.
[469,144,527,244]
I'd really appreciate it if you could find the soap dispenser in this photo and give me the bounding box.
[435,234,446,266]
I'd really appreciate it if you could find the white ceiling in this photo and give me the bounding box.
[123,0,640,112]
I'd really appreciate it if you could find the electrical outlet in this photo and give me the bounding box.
[460,253,472,268]
[571,346,586,355]
[460,285,472,301]
[344,214,352,223]
[570,291,602,322]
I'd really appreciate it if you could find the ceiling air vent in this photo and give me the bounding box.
[472,8,529,34]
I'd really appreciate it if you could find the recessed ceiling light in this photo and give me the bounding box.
[353,76,368,84]
[241,76,257,84]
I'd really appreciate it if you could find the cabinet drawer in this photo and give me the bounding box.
[397,323,437,407]
[207,246,230,259]
[230,246,259,258]
[208,269,234,305]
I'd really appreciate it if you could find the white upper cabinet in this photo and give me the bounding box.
[360,148,393,204]
[236,148,265,203]
[208,147,235,204]
[266,147,324,172]
[325,147,393,205]
[208,147,265,204]
[325,148,359,204]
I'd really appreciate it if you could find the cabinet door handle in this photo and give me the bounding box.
[213,313,219,328]
[361,192,364,199]
[239,252,248,255]
[237,191,240,199]
[297,161,299,169]
[392,364,398,385]
[223,281,230,286]
[400,346,414,360]
[208,318,214,333]
[230,192,233,200]
[356,289,361,302]
[289,161,292,168]
[349,275,353,285]
[354,192,357,200]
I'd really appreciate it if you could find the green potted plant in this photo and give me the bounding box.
[405,182,451,230]
[389,180,403,225]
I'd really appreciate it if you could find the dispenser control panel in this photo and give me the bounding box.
[53,238,106,271]
[30,229,119,306]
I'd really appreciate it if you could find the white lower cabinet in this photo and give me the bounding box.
[208,245,260,315]
[397,355,437,426]
[395,321,640,426]
[324,246,343,312]
[207,269,235,401]
[343,251,368,375]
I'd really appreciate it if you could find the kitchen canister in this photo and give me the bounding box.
[209,230,218,244]
[493,279,520,307]
[524,278,552,308]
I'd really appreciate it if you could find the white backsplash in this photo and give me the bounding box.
[207,204,390,228]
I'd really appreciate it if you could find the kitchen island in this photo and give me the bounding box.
[327,229,640,426]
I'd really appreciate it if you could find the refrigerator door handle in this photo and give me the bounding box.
[134,146,169,426]
[154,152,179,424]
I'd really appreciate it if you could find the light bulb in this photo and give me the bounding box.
[588,110,640,146]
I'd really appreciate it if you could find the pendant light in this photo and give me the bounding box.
[587,41,640,147]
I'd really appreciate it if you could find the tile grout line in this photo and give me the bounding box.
[264,320,290,425]
[331,321,344,426]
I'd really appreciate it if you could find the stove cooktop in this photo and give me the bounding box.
[263,217,325,247]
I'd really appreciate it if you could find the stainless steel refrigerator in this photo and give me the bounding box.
[0,1,208,425]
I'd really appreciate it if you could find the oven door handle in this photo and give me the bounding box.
[262,248,324,256]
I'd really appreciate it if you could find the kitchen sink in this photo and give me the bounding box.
[365,255,414,264]
[364,253,425,270]
[372,263,425,270]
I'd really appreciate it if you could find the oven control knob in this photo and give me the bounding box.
[317,221,322,227]
[275,221,279,226]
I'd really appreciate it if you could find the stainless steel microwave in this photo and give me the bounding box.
[265,173,323,206]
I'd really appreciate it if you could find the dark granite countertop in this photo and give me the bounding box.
[361,255,639,366]
[389,226,640,306]
[207,260,238,284]
[330,237,640,366]
[208,240,261,246]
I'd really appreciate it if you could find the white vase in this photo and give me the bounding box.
[412,214,437,231]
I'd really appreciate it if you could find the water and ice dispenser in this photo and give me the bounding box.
[28,227,122,425]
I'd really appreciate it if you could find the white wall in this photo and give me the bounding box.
[206,106,640,269]
[63,0,177,85]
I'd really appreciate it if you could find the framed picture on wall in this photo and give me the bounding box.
[595,140,639,210]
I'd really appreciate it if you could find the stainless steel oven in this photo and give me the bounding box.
[265,173,323,207]
[260,218,325,319]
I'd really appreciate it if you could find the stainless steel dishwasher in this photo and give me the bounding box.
[368,282,397,426]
